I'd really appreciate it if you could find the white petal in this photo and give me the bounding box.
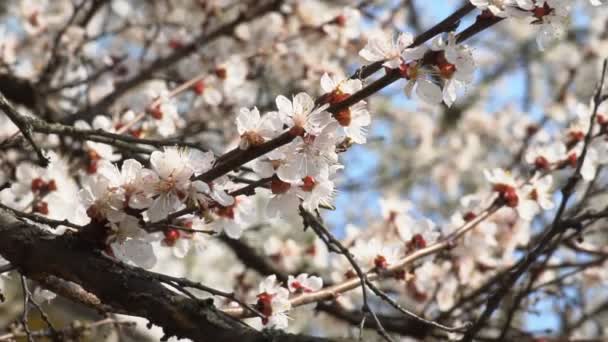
[416,79,443,105]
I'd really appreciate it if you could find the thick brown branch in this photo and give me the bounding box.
[0,209,336,342]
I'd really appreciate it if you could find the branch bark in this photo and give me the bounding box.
[0,209,338,342]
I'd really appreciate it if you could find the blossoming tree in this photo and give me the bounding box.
[0,0,607,341]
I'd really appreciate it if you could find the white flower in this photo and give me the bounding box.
[483,168,518,188]
[276,123,339,183]
[517,174,555,221]
[437,275,459,311]
[401,62,444,105]
[147,92,179,137]
[396,215,440,250]
[470,0,509,16]
[216,56,248,92]
[267,179,301,219]
[430,33,475,106]
[145,148,215,222]
[193,76,223,106]
[298,173,336,212]
[524,143,567,170]
[80,171,126,223]
[331,101,371,144]
[320,73,362,96]
[4,153,88,228]
[191,176,234,208]
[255,275,291,330]
[97,159,155,209]
[323,7,361,42]
[276,92,327,135]
[359,32,414,68]
[351,238,402,270]
[109,215,157,269]
[235,107,281,149]
[210,195,257,239]
[161,216,208,258]
[379,195,413,222]
[287,274,323,293]
[530,0,570,51]
[75,116,121,165]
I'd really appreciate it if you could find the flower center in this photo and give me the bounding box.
[534,156,550,170]
[193,80,205,95]
[532,3,553,19]
[163,229,181,247]
[374,255,388,269]
[271,179,291,194]
[300,176,316,192]
[333,108,351,126]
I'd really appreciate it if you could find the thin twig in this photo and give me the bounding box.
[0,92,49,166]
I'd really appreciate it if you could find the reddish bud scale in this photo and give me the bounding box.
[86,205,102,222]
[412,234,426,249]
[288,125,306,137]
[168,39,183,50]
[463,211,477,222]
[567,153,578,168]
[344,270,356,279]
[333,108,351,127]
[502,188,519,208]
[305,245,316,256]
[87,159,98,174]
[320,91,349,107]
[301,176,316,192]
[256,292,274,318]
[329,92,350,105]
[28,12,39,27]
[597,114,608,126]
[374,255,388,269]
[271,179,291,194]
[215,67,227,80]
[129,128,143,138]
[149,105,163,120]
[31,177,46,193]
[434,52,455,79]
[33,201,49,215]
[493,183,519,208]
[88,149,101,161]
[163,229,181,247]
[399,62,417,80]
[568,131,585,143]
[335,14,347,27]
[291,281,303,291]
[479,9,495,19]
[387,211,398,223]
[242,131,265,147]
[526,124,540,136]
[530,189,539,201]
[532,3,552,19]
[394,270,406,280]
[534,156,550,170]
[193,80,205,95]
[216,204,235,219]
[439,62,456,79]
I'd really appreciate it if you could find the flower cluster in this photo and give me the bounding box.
[359,31,475,106]
[252,274,322,329]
